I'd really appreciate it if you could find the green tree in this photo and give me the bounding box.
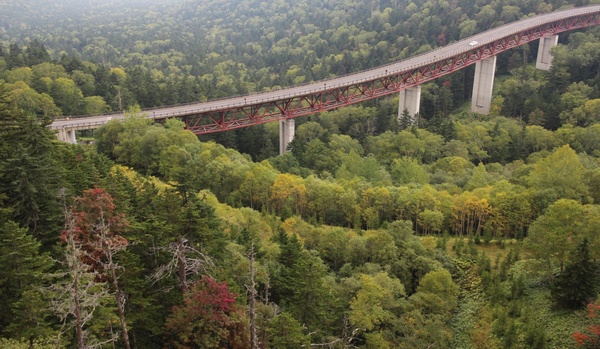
[6,43,25,69]
[177,193,225,257]
[25,40,50,66]
[267,312,310,349]
[272,230,327,330]
[94,119,125,160]
[111,106,153,166]
[489,188,532,238]
[0,338,55,349]
[417,209,444,235]
[238,161,278,210]
[6,81,61,119]
[523,125,556,153]
[527,145,589,202]
[304,176,349,226]
[133,119,199,175]
[390,157,430,185]
[50,77,84,115]
[551,238,597,310]
[335,151,391,185]
[399,108,412,130]
[71,70,96,97]
[396,269,458,348]
[465,163,489,190]
[318,228,350,271]
[83,96,111,114]
[31,62,69,93]
[349,272,405,332]
[413,268,459,315]
[5,67,33,84]
[526,199,588,271]
[0,221,54,341]
[0,83,62,240]
[287,251,332,332]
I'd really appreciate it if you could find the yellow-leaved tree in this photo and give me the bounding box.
[270,173,307,217]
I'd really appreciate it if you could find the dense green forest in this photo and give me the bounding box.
[1,0,600,348]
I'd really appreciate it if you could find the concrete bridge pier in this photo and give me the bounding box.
[471,56,497,115]
[57,128,77,144]
[279,119,295,155]
[536,35,559,70]
[398,86,421,122]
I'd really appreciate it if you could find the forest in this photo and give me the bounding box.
[1,0,600,348]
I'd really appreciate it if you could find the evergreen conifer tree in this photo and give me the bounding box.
[551,238,597,309]
[399,108,412,131]
[0,83,63,242]
[0,221,54,340]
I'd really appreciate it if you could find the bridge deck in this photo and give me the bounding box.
[50,5,600,134]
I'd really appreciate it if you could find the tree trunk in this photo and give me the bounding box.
[107,250,131,349]
[110,266,131,349]
[177,236,188,295]
[74,266,85,349]
[248,243,258,349]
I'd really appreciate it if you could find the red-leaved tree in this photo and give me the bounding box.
[61,188,131,349]
[61,188,128,272]
[164,275,249,348]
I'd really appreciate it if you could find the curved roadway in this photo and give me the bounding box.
[51,4,600,131]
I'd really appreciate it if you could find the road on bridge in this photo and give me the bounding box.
[50,4,600,133]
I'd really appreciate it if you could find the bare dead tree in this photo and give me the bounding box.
[263,270,270,305]
[62,188,132,349]
[304,315,360,349]
[340,315,360,349]
[49,202,115,349]
[150,236,214,296]
[92,211,131,349]
[246,243,259,349]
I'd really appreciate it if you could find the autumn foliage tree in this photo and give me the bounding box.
[450,194,493,237]
[62,188,128,270]
[54,206,113,349]
[270,174,307,218]
[163,275,248,348]
[62,188,131,349]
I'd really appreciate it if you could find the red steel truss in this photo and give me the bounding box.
[184,10,600,135]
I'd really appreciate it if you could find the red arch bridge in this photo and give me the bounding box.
[52,4,600,153]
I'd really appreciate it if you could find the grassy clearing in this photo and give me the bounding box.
[423,235,585,349]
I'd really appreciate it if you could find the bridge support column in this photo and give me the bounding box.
[471,56,497,115]
[57,128,77,144]
[279,119,295,155]
[398,86,421,122]
[536,35,559,70]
